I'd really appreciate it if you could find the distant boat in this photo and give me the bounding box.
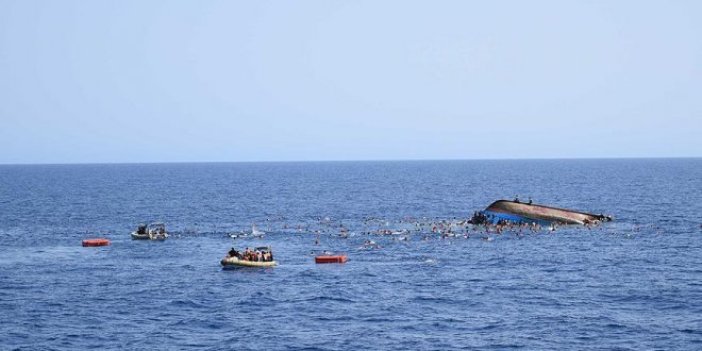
[131,223,169,240]
[473,200,612,225]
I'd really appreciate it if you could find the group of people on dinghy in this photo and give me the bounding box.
[227,247,274,262]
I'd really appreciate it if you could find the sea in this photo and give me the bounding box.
[0,159,701,350]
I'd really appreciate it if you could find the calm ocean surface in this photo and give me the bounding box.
[1,159,701,350]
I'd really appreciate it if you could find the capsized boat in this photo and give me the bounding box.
[131,223,169,240]
[221,246,277,269]
[473,199,612,225]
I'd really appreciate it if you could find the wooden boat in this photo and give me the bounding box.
[315,255,348,264]
[478,200,612,225]
[131,223,169,240]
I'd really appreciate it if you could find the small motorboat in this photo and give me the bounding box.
[131,223,169,240]
[221,246,277,269]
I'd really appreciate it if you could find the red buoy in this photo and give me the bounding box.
[315,255,348,264]
[82,238,110,247]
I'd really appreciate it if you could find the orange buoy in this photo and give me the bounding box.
[315,255,348,264]
[82,238,110,247]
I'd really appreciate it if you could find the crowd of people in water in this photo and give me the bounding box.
[207,209,647,264]
[231,215,605,240]
[212,197,618,244]
[227,247,274,262]
[227,215,605,245]
[218,215,622,258]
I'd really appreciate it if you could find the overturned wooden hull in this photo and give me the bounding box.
[482,200,611,225]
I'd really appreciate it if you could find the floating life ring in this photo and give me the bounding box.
[82,238,110,247]
[315,255,348,264]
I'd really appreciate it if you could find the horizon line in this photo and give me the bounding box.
[0,156,700,166]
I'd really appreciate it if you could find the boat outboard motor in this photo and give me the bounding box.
[137,224,147,234]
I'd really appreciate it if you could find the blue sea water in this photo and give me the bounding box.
[0,159,701,350]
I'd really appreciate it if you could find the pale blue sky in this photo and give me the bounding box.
[1,0,700,163]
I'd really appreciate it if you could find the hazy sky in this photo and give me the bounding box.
[1,0,700,163]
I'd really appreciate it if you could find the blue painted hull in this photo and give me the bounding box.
[481,210,552,226]
[474,200,611,225]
